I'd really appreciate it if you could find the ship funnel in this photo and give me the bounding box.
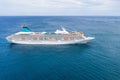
[21,24,31,32]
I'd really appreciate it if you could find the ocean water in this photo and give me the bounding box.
[0,16,120,80]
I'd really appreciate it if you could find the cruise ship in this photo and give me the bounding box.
[6,25,95,44]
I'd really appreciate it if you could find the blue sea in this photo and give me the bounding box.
[0,16,120,80]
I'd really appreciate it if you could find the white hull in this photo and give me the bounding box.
[7,37,94,45]
[6,26,95,45]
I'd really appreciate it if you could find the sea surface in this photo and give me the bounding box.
[0,16,120,80]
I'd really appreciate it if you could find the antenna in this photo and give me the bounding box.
[22,24,28,28]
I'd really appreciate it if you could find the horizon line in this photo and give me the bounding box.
[0,15,120,17]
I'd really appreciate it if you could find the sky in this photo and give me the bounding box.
[0,0,120,16]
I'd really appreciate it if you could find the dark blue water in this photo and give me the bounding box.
[0,16,120,80]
